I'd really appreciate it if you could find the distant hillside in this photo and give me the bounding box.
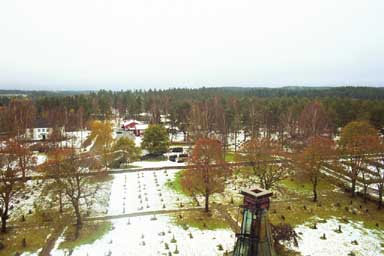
[1,86,384,100]
[200,86,384,99]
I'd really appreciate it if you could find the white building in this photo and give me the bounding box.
[25,119,64,141]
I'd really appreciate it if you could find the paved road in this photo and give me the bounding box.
[85,207,204,221]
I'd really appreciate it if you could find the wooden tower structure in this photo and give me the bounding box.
[233,187,275,256]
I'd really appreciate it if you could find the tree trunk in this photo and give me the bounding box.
[378,185,383,210]
[234,131,238,152]
[204,192,209,212]
[351,177,356,197]
[74,203,82,228]
[363,184,368,203]
[1,209,8,233]
[222,136,227,160]
[1,217,6,233]
[59,191,63,213]
[313,176,318,202]
[262,178,267,190]
[20,157,26,179]
[262,174,271,190]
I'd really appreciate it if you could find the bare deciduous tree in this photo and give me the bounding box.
[45,150,100,231]
[299,100,329,141]
[8,98,36,139]
[236,138,291,190]
[338,121,380,197]
[181,138,229,212]
[296,136,335,202]
[0,140,26,233]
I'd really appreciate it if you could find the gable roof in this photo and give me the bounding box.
[33,118,50,128]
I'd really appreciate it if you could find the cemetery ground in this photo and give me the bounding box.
[164,166,384,255]
[1,161,384,255]
[224,168,384,255]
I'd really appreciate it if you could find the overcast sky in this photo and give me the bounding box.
[0,0,383,90]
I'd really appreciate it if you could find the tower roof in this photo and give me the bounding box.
[240,187,273,200]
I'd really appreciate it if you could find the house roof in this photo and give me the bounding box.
[122,122,138,129]
[122,120,145,129]
[33,118,51,128]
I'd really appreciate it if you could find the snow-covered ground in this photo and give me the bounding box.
[9,179,45,221]
[170,131,186,143]
[49,164,235,256]
[290,218,384,256]
[134,136,142,148]
[107,169,191,215]
[129,160,185,169]
[59,130,91,149]
[321,160,383,199]
[35,153,47,165]
[10,173,113,221]
[52,215,235,256]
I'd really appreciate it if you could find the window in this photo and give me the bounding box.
[242,209,253,235]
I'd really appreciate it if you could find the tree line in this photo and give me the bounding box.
[1,87,384,134]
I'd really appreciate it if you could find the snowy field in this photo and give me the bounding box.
[49,166,235,256]
[107,169,191,215]
[9,174,113,222]
[52,215,235,256]
[290,218,384,256]
[59,130,91,150]
[129,160,185,169]
[9,179,45,221]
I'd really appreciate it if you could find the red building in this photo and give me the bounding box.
[121,120,148,136]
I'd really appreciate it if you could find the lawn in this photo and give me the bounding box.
[0,225,53,255]
[165,170,189,196]
[0,208,71,255]
[225,152,235,162]
[167,167,384,234]
[142,155,168,161]
[171,210,230,230]
[270,178,384,231]
[59,221,112,249]
[280,177,334,195]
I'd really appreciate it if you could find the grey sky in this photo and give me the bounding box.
[0,0,383,90]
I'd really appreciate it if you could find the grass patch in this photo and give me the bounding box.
[88,172,114,184]
[281,178,334,195]
[268,178,384,230]
[225,152,235,162]
[0,208,69,255]
[59,221,112,249]
[119,164,140,169]
[142,155,167,161]
[0,225,53,255]
[165,170,189,196]
[172,210,230,230]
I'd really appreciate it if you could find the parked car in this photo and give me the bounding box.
[177,153,188,163]
[171,147,183,153]
[169,154,177,162]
